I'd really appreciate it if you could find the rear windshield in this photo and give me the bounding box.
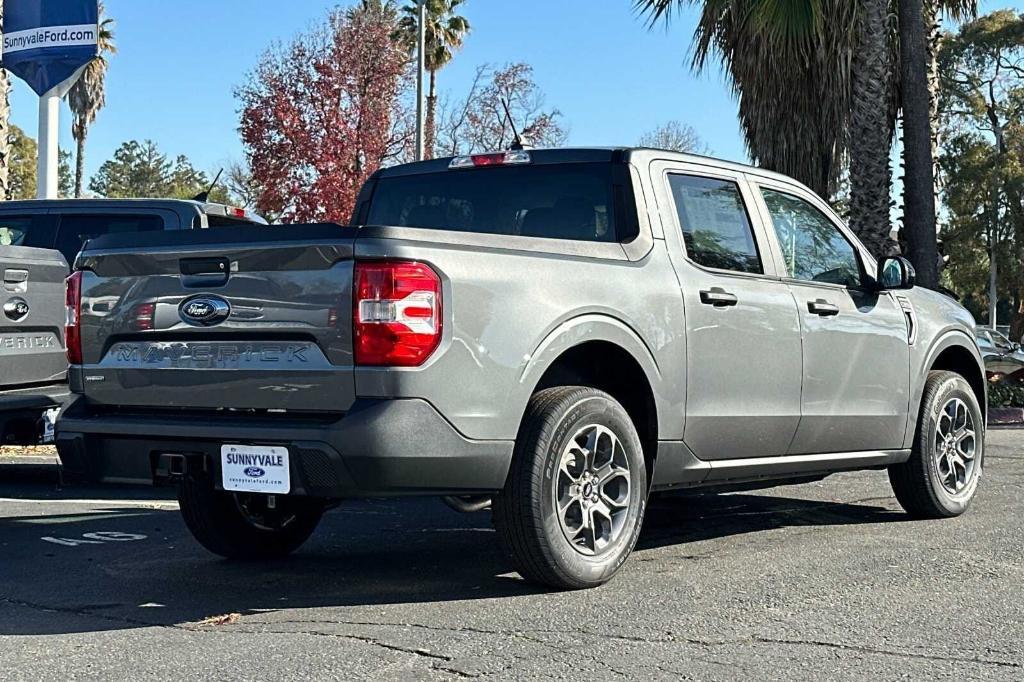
[365,163,637,243]
[55,214,165,265]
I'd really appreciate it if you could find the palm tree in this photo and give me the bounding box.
[635,1,858,201]
[848,0,899,257]
[635,0,975,270]
[397,0,470,159]
[0,6,12,201]
[67,4,116,198]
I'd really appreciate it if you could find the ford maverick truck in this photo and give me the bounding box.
[55,149,986,589]
[0,199,265,444]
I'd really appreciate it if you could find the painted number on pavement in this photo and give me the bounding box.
[41,531,148,547]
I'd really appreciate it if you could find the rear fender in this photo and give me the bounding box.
[517,314,679,440]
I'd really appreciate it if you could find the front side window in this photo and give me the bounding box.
[668,174,762,274]
[761,189,862,287]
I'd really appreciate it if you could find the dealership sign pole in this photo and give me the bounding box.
[1,0,98,199]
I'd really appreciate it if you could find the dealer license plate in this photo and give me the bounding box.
[221,444,291,494]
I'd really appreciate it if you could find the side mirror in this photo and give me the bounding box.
[877,256,916,290]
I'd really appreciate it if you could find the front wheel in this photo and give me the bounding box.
[178,475,324,559]
[889,370,984,519]
[493,387,648,590]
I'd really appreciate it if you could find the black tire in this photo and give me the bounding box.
[493,387,648,590]
[178,475,324,559]
[889,370,984,519]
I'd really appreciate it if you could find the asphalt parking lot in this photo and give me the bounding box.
[1,430,1021,681]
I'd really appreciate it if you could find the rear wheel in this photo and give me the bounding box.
[178,475,324,559]
[493,387,648,590]
[889,370,984,519]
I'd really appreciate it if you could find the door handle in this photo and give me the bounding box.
[808,299,840,316]
[179,257,229,288]
[700,288,738,307]
[3,269,27,293]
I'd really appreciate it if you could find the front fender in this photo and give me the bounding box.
[904,329,986,448]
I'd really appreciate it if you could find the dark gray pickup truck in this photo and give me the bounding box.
[0,199,264,444]
[56,149,986,589]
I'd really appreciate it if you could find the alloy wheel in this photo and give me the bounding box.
[934,398,978,495]
[553,424,633,556]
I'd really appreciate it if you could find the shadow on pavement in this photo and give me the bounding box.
[0,484,906,637]
[639,490,906,550]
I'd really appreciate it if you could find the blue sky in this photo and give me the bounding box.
[7,0,1022,188]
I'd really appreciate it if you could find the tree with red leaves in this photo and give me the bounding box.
[237,1,412,223]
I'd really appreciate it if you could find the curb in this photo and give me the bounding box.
[0,455,60,484]
[988,407,1024,427]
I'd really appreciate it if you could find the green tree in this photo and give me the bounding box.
[397,0,471,159]
[90,140,226,201]
[938,10,1024,331]
[90,140,169,198]
[5,125,73,200]
[67,2,117,198]
[58,149,74,198]
[7,125,38,200]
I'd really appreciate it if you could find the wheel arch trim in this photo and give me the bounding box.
[906,330,987,449]
[516,314,676,439]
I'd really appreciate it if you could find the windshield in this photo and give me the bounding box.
[365,163,637,243]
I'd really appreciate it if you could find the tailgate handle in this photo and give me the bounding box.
[180,257,229,288]
[3,269,28,292]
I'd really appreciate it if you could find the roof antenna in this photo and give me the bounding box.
[501,99,526,151]
[192,168,224,203]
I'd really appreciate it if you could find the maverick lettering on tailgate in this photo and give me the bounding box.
[103,341,326,369]
[0,333,59,353]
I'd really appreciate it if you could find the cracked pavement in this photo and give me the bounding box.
[1,429,1022,680]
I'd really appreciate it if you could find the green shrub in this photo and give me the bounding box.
[988,382,1024,408]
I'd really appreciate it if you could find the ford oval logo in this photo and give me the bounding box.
[179,295,230,327]
[244,467,266,478]
[3,297,29,321]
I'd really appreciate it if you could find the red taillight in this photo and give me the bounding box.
[353,260,441,367]
[65,271,83,364]
[229,207,246,218]
[130,302,155,331]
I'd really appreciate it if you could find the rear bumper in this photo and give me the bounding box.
[0,382,69,444]
[54,397,514,497]
[0,381,69,410]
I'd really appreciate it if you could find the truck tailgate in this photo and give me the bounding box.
[74,225,357,413]
[0,244,68,390]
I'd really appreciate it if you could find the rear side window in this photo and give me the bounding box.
[366,164,637,243]
[55,214,165,264]
[668,174,762,274]
[0,215,57,250]
[0,217,31,246]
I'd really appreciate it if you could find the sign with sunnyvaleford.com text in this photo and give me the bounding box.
[2,0,99,96]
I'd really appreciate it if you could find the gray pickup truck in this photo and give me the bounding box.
[55,149,986,589]
[0,199,264,445]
